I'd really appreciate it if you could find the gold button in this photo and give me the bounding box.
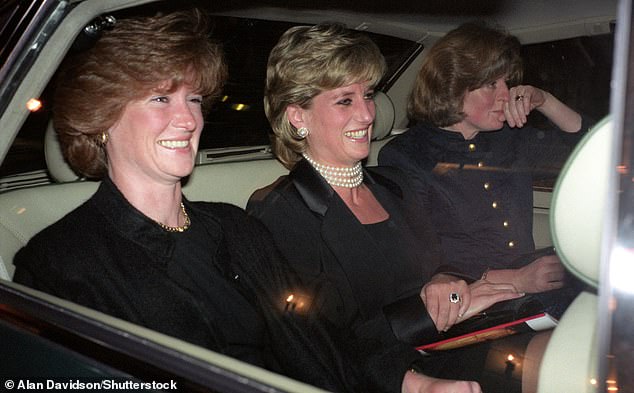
[468,143,476,151]
[483,182,490,190]
[492,201,498,208]
[508,241,515,248]
[503,221,509,227]
[477,162,484,167]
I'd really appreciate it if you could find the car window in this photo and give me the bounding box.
[0,15,417,181]
[521,33,613,189]
[0,281,309,393]
[0,17,614,187]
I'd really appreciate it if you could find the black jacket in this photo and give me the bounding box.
[247,160,450,391]
[13,177,355,392]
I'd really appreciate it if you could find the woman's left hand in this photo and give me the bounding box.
[504,85,547,128]
[420,274,470,332]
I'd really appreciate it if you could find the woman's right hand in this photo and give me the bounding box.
[456,280,525,322]
[513,254,566,293]
[421,274,471,332]
[402,370,481,393]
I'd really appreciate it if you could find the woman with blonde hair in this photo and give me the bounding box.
[248,22,537,393]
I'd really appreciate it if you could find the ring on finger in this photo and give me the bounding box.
[449,292,461,304]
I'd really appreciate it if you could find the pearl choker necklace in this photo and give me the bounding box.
[302,153,363,188]
[156,202,190,232]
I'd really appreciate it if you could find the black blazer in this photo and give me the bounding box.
[248,160,451,390]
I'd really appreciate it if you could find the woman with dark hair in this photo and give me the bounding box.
[379,22,591,314]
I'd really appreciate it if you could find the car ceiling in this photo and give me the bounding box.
[206,0,617,44]
[76,0,617,44]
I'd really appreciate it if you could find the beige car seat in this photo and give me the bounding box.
[0,91,397,279]
[537,117,613,392]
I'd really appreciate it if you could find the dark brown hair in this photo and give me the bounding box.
[53,8,227,178]
[408,22,523,127]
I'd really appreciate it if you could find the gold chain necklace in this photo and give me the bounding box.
[156,202,190,232]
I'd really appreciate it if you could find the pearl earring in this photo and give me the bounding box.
[296,127,309,139]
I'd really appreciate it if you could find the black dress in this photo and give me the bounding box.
[379,121,590,278]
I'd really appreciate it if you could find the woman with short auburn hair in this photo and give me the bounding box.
[53,9,226,178]
[15,10,357,392]
[380,22,592,310]
[408,22,523,127]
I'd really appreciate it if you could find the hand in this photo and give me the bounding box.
[457,280,525,322]
[402,370,482,393]
[504,85,547,128]
[421,274,470,332]
[513,255,566,293]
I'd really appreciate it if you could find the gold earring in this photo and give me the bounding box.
[100,132,109,145]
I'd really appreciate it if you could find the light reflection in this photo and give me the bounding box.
[231,103,249,111]
[26,98,42,112]
[609,246,634,294]
[284,293,311,314]
[504,353,516,379]
[607,377,619,391]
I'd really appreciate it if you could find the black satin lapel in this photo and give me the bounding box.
[290,160,334,216]
[320,201,397,318]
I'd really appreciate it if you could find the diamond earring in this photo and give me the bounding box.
[296,127,309,139]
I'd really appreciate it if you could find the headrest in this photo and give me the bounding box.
[550,116,613,288]
[44,121,80,182]
[373,91,395,141]
[43,93,395,180]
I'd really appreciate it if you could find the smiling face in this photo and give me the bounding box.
[448,77,511,139]
[105,82,204,186]
[287,82,375,166]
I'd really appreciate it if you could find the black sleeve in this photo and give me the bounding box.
[383,293,442,346]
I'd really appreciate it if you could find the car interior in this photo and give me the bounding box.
[0,0,622,391]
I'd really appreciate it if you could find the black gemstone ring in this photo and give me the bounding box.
[449,292,461,303]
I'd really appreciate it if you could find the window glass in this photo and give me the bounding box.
[521,33,613,189]
[0,16,417,179]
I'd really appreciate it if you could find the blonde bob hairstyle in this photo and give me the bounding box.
[408,22,523,127]
[264,22,386,169]
[53,8,227,179]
